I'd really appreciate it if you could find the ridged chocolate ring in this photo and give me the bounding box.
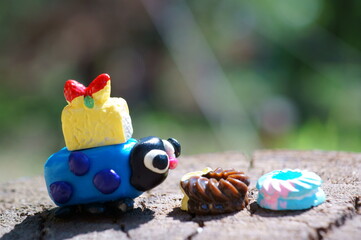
[180,167,250,214]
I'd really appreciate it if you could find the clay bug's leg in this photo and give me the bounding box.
[82,202,107,214]
[54,205,78,218]
[106,198,134,213]
[116,198,134,213]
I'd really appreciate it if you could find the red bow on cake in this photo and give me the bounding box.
[64,73,110,102]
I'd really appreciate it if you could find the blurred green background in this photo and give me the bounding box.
[0,0,360,182]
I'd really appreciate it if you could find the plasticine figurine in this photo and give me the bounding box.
[44,74,181,217]
[256,169,325,210]
[180,167,250,214]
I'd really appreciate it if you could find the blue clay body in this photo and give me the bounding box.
[44,138,142,206]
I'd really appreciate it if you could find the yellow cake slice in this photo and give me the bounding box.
[61,74,133,151]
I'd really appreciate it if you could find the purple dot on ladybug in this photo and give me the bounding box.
[68,151,90,176]
[50,181,72,204]
[93,169,121,194]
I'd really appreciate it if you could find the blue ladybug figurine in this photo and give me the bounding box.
[44,74,181,217]
[44,137,181,217]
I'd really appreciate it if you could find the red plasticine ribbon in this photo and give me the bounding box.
[64,73,110,102]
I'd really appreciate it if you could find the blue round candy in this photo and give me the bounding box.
[256,169,325,210]
[93,169,121,194]
[68,151,90,176]
[50,181,73,204]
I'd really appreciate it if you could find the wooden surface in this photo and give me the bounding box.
[0,150,360,240]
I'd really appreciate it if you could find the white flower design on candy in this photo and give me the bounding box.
[257,169,325,210]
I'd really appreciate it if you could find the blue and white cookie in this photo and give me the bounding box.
[256,169,325,210]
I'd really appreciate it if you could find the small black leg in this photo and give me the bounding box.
[116,198,134,213]
[82,202,106,214]
[54,206,77,218]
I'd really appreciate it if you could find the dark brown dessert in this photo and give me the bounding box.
[180,168,250,214]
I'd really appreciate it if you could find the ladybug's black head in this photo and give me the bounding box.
[130,136,181,192]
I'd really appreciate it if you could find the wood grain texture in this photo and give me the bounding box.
[0,150,360,240]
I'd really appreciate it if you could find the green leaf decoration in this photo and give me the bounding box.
[84,96,94,109]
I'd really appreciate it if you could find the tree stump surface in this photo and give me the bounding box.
[0,150,360,240]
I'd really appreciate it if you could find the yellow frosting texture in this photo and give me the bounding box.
[61,81,133,151]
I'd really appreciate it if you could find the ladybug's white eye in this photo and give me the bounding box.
[144,150,169,174]
[162,140,175,157]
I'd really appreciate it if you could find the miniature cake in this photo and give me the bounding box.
[44,74,181,216]
[62,73,132,151]
[256,169,325,210]
[180,167,250,214]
